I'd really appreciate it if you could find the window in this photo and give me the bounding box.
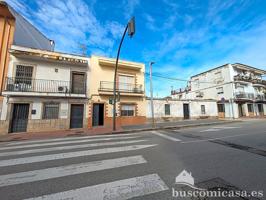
[43,103,59,119]
[121,104,135,116]
[72,72,85,94]
[201,105,206,114]
[118,75,134,92]
[217,87,224,94]
[247,104,254,112]
[165,104,170,115]
[217,104,225,112]
[15,65,33,85]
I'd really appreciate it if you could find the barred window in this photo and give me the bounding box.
[121,104,135,116]
[43,103,59,119]
[165,104,170,115]
[15,65,33,85]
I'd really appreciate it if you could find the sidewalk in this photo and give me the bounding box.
[0,119,240,142]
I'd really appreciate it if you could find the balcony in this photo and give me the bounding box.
[4,77,86,97]
[99,81,144,96]
[234,75,266,86]
[235,92,266,101]
[235,92,255,100]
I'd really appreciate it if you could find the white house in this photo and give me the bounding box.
[146,97,218,121]
[0,45,90,134]
[171,63,266,118]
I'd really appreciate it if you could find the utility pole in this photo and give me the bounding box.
[149,62,155,128]
[113,17,135,131]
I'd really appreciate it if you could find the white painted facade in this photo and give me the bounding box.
[146,98,218,121]
[0,45,90,133]
[172,63,266,118]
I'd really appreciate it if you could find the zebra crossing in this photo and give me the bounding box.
[0,133,169,200]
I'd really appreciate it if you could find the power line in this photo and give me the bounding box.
[144,72,216,84]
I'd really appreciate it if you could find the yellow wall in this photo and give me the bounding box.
[88,55,146,127]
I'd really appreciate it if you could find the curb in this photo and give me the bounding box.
[111,120,242,134]
[0,120,242,142]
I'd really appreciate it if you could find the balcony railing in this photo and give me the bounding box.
[235,92,266,100]
[99,81,143,94]
[234,75,266,85]
[4,77,86,94]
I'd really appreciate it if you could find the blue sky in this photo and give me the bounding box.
[6,0,266,97]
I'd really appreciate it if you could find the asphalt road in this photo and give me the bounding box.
[0,120,265,200]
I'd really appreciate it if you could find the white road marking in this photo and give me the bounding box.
[0,136,138,151]
[212,126,241,129]
[181,133,257,144]
[24,174,169,200]
[152,131,181,142]
[0,155,146,187]
[0,140,147,157]
[199,126,241,132]
[199,129,221,132]
[6,133,141,146]
[0,144,157,167]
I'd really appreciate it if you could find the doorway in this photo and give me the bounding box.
[217,103,225,118]
[92,103,104,126]
[238,103,245,117]
[258,104,264,116]
[10,103,30,133]
[183,103,190,119]
[70,104,84,128]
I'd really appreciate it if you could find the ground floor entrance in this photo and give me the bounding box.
[10,103,30,133]
[217,103,225,118]
[70,104,84,129]
[183,103,190,119]
[238,103,245,117]
[92,103,104,126]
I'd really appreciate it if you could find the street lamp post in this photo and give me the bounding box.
[113,17,135,131]
[149,62,155,128]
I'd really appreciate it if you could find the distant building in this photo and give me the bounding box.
[0,1,54,121]
[146,97,217,121]
[171,63,266,118]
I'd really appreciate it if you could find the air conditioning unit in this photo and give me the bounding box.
[196,92,204,97]
[58,86,68,93]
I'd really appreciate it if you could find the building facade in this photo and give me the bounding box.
[88,55,146,128]
[0,45,89,134]
[0,1,54,123]
[172,63,266,118]
[146,98,218,121]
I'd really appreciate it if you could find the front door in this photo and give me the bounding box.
[10,104,30,133]
[258,104,264,116]
[238,103,244,117]
[92,103,104,126]
[217,103,225,118]
[183,104,190,119]
[70,104,84,128]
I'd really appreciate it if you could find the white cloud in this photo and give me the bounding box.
[123,0,139,19]
[7,0,124,56]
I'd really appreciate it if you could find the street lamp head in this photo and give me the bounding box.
[150,61,155,66]
[128,17,135,37]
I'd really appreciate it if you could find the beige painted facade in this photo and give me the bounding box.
[88,55,146,128]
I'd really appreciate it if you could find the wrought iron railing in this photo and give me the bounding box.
[99,81,143,93]
[4,77,86,94]
[235,92,266,100]
[234,75,266,85]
